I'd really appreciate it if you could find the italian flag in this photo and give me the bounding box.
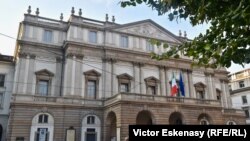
[171,73,178,96]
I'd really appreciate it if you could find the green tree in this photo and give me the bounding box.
[120,0,250,68]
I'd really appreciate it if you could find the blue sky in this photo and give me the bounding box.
[0,0,249,73]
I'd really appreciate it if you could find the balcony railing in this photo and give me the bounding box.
[223,108,244,114]
[105,92,221,106]
[12,92,221,107]
[12,94,103,106]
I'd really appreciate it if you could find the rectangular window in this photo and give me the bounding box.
[239,81,245,88]
[87,80,96,99]
[242,95,248,104]
[87,116,95,124]
[120,83,129,92]
[146,41,154,52]
[198,91,205,99]
[244,110,249,118]
[148,86,156,95]
[38,80,49,96]
[89,31,97,43]
[43,30,53,43]
[0,93,4,108]
[0,74,5,87]
[120,35,128,48]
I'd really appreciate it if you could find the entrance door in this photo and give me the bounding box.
[86,128,96,141]
[36,128,48,141]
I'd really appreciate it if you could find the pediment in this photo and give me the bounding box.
[83,69,101,76]
[111,19,182,43]
[144,76,160,82]
[117,73,133,80]
[35,69,54,76]
[194,82,206,88]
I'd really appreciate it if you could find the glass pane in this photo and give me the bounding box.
[89,31,97,43]
[37,128,48,141]
[38,115,43,123]
[120,83,128,92]
[87,81,96,99]
[0,75,5,87]
[86,133,96,141]
[87,116,95,124]
[146,41,154,51]
[38,80,49,96]
[121,36,128,48]
[43,30,52,43]
[0,93,3,107]
[44,115,48,123]
[148,86,156,95]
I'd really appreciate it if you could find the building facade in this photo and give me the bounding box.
[8,7,245,141]
[0,55,14,141]
[229,69,250,124]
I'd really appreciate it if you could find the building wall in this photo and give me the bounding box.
[8,10,245,141]
[229,69,250,124]
[0,59,14,141]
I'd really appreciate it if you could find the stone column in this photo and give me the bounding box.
[23,55,30,94]
[139,63,144,94]
[165,67,170,96]
[103,58,112,98]
[74,55,83,96]
[210,74,216,100]
[71,55,76,95]
[183,69,190,98]
[133,62,140,93]
[187,70,195,98]
[63,54,73,96]
[220,80,228,108]
[159,66,166,96]
[205,73,211,99]
[111,59,117,95]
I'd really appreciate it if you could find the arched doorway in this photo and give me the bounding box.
[136,110,154,125]
[81,114,101,141]
[0,124,2,141]
[198,113,212,125]
[106,112,117,141]
[30,113,54,141]
[169,112,183,125]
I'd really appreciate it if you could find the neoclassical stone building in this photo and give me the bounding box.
[8,7,245,141]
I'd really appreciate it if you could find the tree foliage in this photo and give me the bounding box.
[120,0,250,68]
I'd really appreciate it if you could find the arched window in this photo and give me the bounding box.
[200,119,209,125]
[82,115,101,141]
[30,113,54,141]
[226,121,236,125]
[198,113,211,125]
